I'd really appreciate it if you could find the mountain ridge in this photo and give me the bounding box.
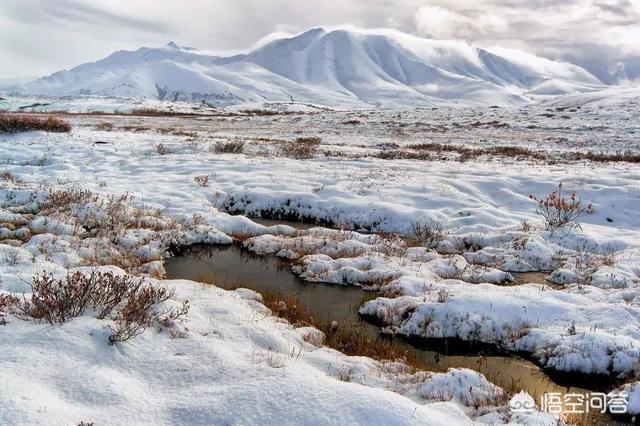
[21,27,605,107]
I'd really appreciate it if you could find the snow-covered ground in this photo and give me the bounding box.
[5,266,548,425]
[1,92,639,423]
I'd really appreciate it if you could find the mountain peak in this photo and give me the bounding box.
[299,27,327,37]
[262,27,327,49]
[165,41,197,51]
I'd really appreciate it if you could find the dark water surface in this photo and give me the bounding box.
[164,244,610,405]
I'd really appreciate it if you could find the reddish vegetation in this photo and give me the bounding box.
[11,270,188,343]
[0,294,19,325]
[529,183,594,230]
[0,113,71,133]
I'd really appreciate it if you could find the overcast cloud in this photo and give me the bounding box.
[1,0,639,82]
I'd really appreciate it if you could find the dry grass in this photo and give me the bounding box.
[375,233,407,257]
[157,127,198,138]
[241,109,282,116]
[261,290,419,368]
[120,125,151,132]
[411,218,448,249]
[155,143,168,155]
[129,108,187,117]
[214,140,245,154]
[409,142,547,162]
[193,175,210,187]
[562,411,614,426]
[407,142,640,164]
[0,294,19,325]
[280,137,322,159]
[40,188,97,214]
[572,151,640,163]
[377,150,431,160]
[0,114,71,134]
[95,122,114,131]
[1,171,23,185]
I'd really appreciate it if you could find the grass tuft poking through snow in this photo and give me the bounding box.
[280,136,322,159]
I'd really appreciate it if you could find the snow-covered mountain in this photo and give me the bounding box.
[22,28,604,107]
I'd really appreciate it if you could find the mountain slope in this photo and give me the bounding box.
[22,28,604,107]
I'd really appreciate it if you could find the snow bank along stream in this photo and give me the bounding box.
[164,243,602,407]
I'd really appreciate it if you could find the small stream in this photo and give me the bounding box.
[164,244,613,413]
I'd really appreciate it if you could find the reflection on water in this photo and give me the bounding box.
[164,244,619,423]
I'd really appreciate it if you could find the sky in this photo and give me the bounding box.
[1,0,639,83]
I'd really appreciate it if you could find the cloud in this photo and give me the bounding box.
[414,5,509,40]
[414,5,470,39]
[1,0,167,33]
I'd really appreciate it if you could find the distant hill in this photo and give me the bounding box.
[22,28,604,107]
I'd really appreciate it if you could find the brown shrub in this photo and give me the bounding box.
[95,122,114,131]
[280,137,321,159]
[90,272,145,319]
[99,193,137,237]
[0,114,71,133]
[377,150,431,160]
[13,270,188,343]
[130,108,166,116]
[0,294,19,325]
[214,140,245,154]
[108,285,188,343]
[408,142,639,164]
[436,288,451,303]
[529,183,594,230]
[571,151,640,163]
[157,127,198,138]
[124,108,194,117]
[155,143,168,155]
[410,142,471,154]
[491,145,546,160]
[120,125,151,132]
[194,175,210,187]
[40,188,97,214]
[409,142,547,161]
[376,233,407,257]
[241,109,281,116]
[15,271,103,324]
[411,218,448,249]
[1,171,23,184]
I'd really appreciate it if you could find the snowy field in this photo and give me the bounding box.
[1,90,640,424]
